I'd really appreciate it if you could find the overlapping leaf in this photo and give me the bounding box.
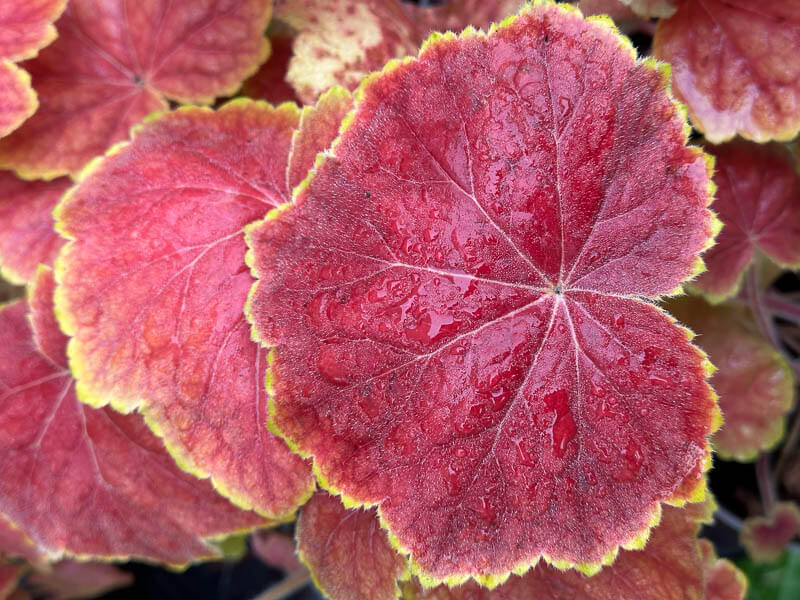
[668,297,795,461]
[55,90,352,520]
[298,490,717,600]
[246,1,719,585]
[0,171,69,284]
[399,0,525,39]
[690,141,800,303]
[0,515,39,565]
[0,0,66,138]
[26,560,134,600]
[241,34,301,105]
[0,564,22,600]
[0,0,273,179]
[741,503,800,563]
[0,268,270,564]
[699,540,748,600]
[653,0,800,143]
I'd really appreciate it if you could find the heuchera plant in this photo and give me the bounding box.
[1,0,800,598]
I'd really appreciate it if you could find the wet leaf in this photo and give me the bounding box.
[246,1,719,585]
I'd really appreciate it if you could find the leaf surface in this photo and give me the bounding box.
[26,560,134,600]
[653,0,800,143]
[691,141,800,303]
[298,490,712,600]
[246,1,719,584]
[0,269,270,564]
[54,93,350,519]
[0,0,66,62]
[400,0,525,38]
[0,172,69,284]
[0,0,273,178]
[297,491,408,600]
[668,296,795,461]
[741,503,800,564]
[0,61,36,138]
[241,34,301,105]
[0,564,22,600]
[700,540,748,600]
[274,0,418,103]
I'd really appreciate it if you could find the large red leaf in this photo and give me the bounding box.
[653,0,800,143]
[668,296,795,461]
[0,171,69,284]
[0,0,273,179]
[54,91,351,520]
[0,269,270,564]
[741,502,800,563]
[0,0,66,138]
[246,1,719,585]
[298,490,714,600]
[690,141,800,303]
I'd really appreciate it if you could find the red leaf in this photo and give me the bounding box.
[296,492,408,600]
[691,141,800,302]
[26,561,133,600]
[0,0,66,138]
[741,502,800,563]
[0,516,40,565]
[54,91,351,519]
[0,0,273,178]
[241,34,302,105]
[298,490,713,600]
[246,1,719,584]
[0,171,69,284]
[699,540,748,600]
[0,61,36,138]
[251,531,301,573]
[653,0,800,143]
[668,296,795,461]
[0,268,271,564]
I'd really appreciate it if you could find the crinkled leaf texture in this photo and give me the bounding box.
[0,268,270,564]
[246,0,719,586]
[54,90,353,519]
[0,171,70,284]
[699,540,748,600]
[690,141,800,303]
[654,0,800,143]
[298,490,714,600]
[0,0,273,179]
[741,502,800,564]
[0,0,66,138]
[668,296,795,462]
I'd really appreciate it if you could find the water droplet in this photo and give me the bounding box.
[587,250,600,264]
[648,374,672,388]
[454,447,467,458]
[542,389,576,458]
[317,348,349,386]
[612,314,625,329]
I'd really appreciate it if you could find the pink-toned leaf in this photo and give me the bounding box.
[0,514,40,565]
[297,492,407,600]
[699,540,748,600]
[0,171,70,284]
[619,0,676,19]
[26,561,133,600]
[400,0,525,37]
[300,493,712,600]
[0,0,273,179]
[741,502,800,563]
[54,92,351,519]
[690,141,800,303]
[246,1,719,584]
[273,0,418,104]
[251,531,301,573]
[0,269,270,564]
[241,34,302,105]
[667,296,795,461]
[287,86,353,190]
[0,0,66,62]
[0,62,36,138]
[653,0,800,143]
